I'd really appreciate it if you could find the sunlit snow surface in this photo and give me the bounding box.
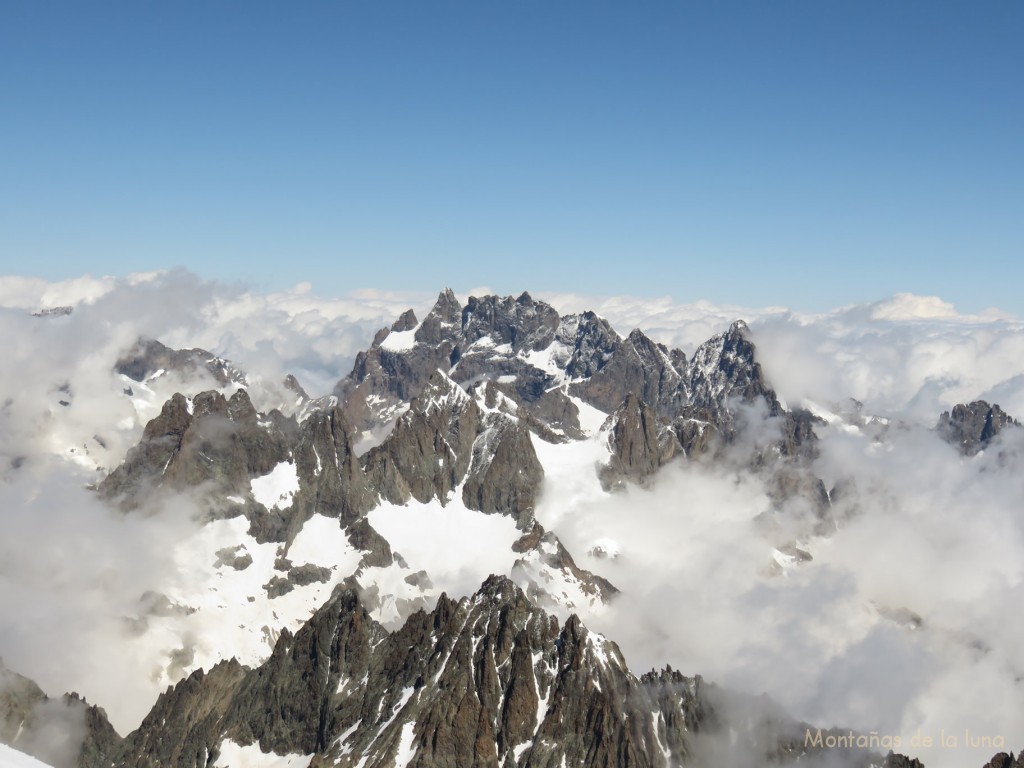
[394,720,418,768]
[367,497,521,601]
[250,461,300,510]
[214,740,312,768]
[378,328,418,352]
[148,513,361,678]
[0,745,54,768]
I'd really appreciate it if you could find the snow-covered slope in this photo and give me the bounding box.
[0,745,54,768]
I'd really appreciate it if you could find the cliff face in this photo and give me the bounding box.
[101,576,917,768]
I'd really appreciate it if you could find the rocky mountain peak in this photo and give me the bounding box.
[461,293,560,353]
[112,572,909,768]
[686,318,781,418]
[1,659,121,768]
[600,392,678,490]
[391,308,418,332]
[936,400,1020,456]
[361,371,482,507]
[728,318,750,336]
[99,388,294,510]
[115,338,246,389]
[414,288,462,346]
[411,369,473,415]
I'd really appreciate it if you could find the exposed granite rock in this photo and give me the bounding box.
[336,291,460,431]
[359,370,548,524]
[31,305,74,318]
[391,308,418,333]
[115,338,246,388]
[99,388,375,545]
[67,693,122,768]
[981,753,1024,768]
[937,401,1020,456]
[462,414,544,527]
[335,291,685,440]
[878,753,923,767]
[572,323,686,416]
[288,405,375,535]
[361,370,481,506]
[98,390,294,511]
[100,576,918,768]
[282,373,309,402]
[345,518,395,569]
[114,660,247,768]
[460,292,560,353]
[0,659,121,768]
[214,546,253,571]
[511,522,619,610]
[672,407,719,457]
[414,287,462,346]
[0,659,46,747]
[600,393,679,490]
[685,320,782,417]
[335,293,818,478]
[264,563,333,599]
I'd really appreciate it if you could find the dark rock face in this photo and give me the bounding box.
[67,693,122,768]
[0,659,121,768]
[288,406,374,533]
[685,321,781,416]
[599,393,678,490]
[674,319,803,461]
[97,577,924,768]
[336,292,816,473]
[511,523,620,609]
[362,371,482,507]
[360,371,546,525]
[882,753,925,768]
[115,338,246,389]
[461,292,561,353]
[98,387,377,543]
[981,754,1024,768]
[937,401,1020,456]
[570,322,685,416]
[414,287,462,346]
[98,390,294,511]
[1,658,47,746]
[113,660,247,768]
[334,290,690,442]
[282,373,309,402]
[336,291,462,432]
[462,416,544,527]
[391,308,419,333]
[31,305,74,318]
[106,293,819,525]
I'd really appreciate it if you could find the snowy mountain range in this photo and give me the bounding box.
[1,289,1022,768]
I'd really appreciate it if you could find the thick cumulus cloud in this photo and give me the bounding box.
[0,458,198,732]
[532,291,1024,767]
[536,420,1024,768]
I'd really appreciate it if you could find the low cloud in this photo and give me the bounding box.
[0,460,200,731]
[537,410,1024,768]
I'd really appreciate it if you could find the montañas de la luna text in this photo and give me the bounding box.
[805,729,1006,751]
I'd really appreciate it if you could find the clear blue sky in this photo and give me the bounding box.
[1,1,1021,314]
